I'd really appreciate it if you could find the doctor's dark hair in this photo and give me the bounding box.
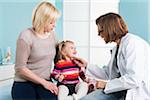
[96,12,128,43]
[54,40,74,64]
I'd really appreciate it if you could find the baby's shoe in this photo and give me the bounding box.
[72,94,78,100]
[66,95,74,100]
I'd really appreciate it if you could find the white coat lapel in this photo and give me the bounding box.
[108,45,117,79]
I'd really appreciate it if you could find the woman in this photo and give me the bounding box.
[81,12,150,100]
[11,1,60,100]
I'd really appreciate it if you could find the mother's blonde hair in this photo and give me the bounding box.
[32,1,60,33]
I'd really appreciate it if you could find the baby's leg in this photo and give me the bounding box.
[58,85,69,100]
[58,85,74,100]
[73,82,88,100]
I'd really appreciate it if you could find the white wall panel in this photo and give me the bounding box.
[90,2,118,21]
[63,1,89,21]
[90,48,111,67]
[76,47,89,61]
[63,0,119,65]
[63,22,89,46]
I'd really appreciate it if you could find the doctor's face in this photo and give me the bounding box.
[97,25,109,43]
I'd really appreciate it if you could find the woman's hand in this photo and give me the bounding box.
[18,67,58,94]
[72,56,87,68]
[96,80,107,89]
[41,79,58,95]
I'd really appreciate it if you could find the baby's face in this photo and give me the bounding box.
[63,42,77,58]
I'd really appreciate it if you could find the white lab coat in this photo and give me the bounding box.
[86,33,150,100]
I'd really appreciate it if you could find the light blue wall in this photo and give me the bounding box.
[119,0,149,43]
[55,0,63,40]
[0,1,38,62]
[0,6,3,46]
[148,0,150,43]
[0,0,63,63]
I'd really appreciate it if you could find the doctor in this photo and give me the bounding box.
[81,12,150,100]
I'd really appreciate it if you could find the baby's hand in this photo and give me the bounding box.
[58,74,65,82]
[86,77,97,85]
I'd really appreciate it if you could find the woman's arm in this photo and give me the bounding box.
[18,67,58,94]
[15,38,58,94]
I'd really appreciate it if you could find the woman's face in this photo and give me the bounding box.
[62,43,77,58]
[44,21,56,33]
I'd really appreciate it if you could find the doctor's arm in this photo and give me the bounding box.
[87,47,117,80]
[86,64,110,80]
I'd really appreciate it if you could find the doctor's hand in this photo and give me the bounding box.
[72,56,87,68]
[96,80,107,89]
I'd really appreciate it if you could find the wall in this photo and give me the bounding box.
[0,5,3,47]
[0,2,37,62]
[119,0,149,43]
[0,0,63,63]
[148,0,150,43]
[63,0,119,66]
[55,0,63,40]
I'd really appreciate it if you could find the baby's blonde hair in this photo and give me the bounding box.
[54,40,74,64]
[32,1,60,33]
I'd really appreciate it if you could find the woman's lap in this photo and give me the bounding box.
[11,81,57,100]
[36,84,57,100]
